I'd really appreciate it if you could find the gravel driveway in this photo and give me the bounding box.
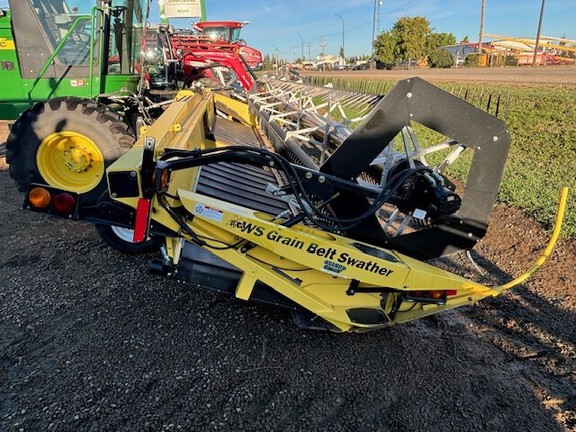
[1,66,575,432]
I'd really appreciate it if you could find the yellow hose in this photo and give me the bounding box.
[495,187,569,293]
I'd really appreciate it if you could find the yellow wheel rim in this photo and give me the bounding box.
[36,131,105,193]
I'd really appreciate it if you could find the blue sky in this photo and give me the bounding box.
[163,0,576,59]
[2,0,575,59]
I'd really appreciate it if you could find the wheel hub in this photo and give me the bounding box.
[63,145,92,173]
[37,131,105,193]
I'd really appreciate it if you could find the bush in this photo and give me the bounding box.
[428,49,454,68]
[464,53,480,67]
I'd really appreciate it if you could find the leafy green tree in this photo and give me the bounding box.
[373,31,398,63]
[428,49,454,68]
[392,16,431,61]
[373,16,456,65]
[426,32,457,51]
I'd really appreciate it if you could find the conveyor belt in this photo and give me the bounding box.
[212,116,262,147]
[179,114,294,300]
[195,116,289,216]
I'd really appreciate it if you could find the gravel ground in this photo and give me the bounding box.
[1,71,575,432]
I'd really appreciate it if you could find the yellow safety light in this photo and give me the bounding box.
[28,187,52,209]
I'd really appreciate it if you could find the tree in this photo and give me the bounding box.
[373,16,456,66]
[392,16,431,61]
[426,32,457,52]
[262,53,273,70]
[373,31,398,63]
[426,32,456,67]
[428,49,454,68]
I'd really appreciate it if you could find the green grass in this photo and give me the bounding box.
[307,76,576,238]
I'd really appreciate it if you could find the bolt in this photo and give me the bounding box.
[130,171,137,178]
[305,171,313,179]
[318,175,325,183]
[407,92,413,98]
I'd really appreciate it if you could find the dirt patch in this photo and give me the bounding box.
[1,112,575,431]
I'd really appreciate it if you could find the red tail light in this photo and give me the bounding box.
[53,192,77,214]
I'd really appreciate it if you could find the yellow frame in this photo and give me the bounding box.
[106,88,568,332]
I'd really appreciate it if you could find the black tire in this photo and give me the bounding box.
[95,223,161,254]
[5,97,134,205]
[94,192,161,254]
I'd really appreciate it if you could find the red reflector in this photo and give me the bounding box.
[53,192,76,214]
[133,198,151,243]
[446,290,458,296]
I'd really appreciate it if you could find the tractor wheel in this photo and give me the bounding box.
[6,97,134,205]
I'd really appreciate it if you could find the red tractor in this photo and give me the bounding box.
[193,21,263,71]
[143,21,262,92]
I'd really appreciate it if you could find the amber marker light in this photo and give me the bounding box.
[159,169,170,191]
[428,290,445,299]
[153,168,170,191]
[28,187,52,209]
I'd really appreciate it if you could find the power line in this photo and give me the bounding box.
[314,0,424,39]
[295,0,424,56]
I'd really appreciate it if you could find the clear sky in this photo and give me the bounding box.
[1,0,574,60]
[162,0,576,60]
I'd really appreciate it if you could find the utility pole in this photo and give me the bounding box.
[532,0,546,66]
[334,13,345,60]
[372,0,382,53]
[297,33,304,61]
[306,42,312,61]
[478,0,485,54]
[319,36,327,70]
[273,45,279,75]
